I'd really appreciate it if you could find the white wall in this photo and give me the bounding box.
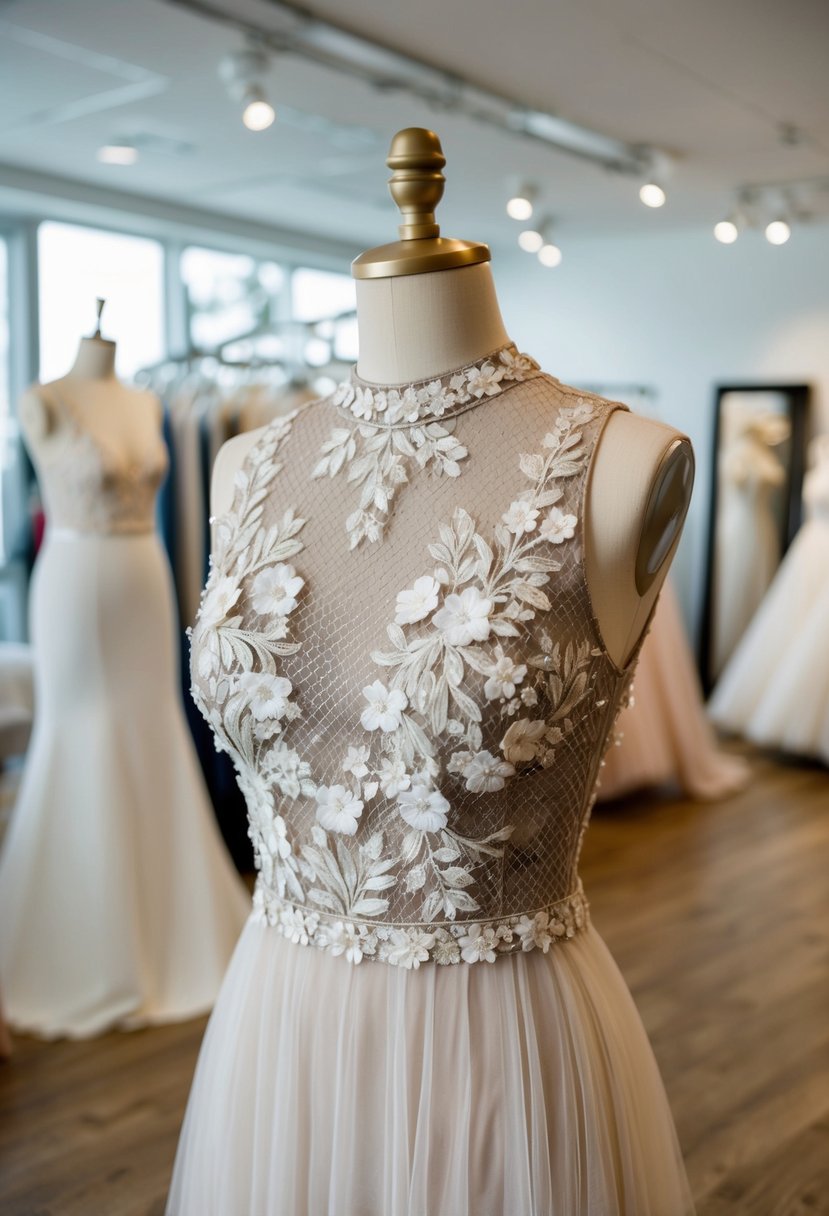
[495,224,829,638]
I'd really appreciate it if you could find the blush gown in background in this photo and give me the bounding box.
[168,347,694,1216]
[599,580,750,802]
[709,437,829,763]
[0,396,249,1039]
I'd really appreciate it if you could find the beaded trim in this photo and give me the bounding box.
[251,879,590,968]
[330,343,541,428]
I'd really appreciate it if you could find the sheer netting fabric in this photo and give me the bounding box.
[190,347,640,966]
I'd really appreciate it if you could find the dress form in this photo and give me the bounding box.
[19,302,162,465]
[212,129,693,667]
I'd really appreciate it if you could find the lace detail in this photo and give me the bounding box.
[251,879,590,967]
[311,344,541,549]
[191,364,634,968]
[34,394,168,535]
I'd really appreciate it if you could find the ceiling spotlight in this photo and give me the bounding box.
[242,86,276,131]
[97,141,138,166]
[538,242,563,268]
[639,182,666,208]
[518,229,543,253]
[765,218,791,245]
[714,218,739,244]
[220,44,276,132]
[506,183,536,221]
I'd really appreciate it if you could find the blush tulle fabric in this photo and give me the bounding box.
[600,581,749,802]
[168,919,692,1216]
[169,352,694,1214]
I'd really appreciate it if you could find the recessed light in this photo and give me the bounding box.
[97,142,138,166]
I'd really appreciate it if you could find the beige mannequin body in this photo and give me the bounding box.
[213,261,692,668]
[19,336,162,468]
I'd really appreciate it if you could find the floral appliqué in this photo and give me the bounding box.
[311,344,540,549]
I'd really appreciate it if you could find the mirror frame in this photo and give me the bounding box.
[699,381,811,694]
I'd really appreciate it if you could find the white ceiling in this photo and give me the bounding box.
[0,0,827,258]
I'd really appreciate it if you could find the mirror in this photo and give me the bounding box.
[700,383,810,692]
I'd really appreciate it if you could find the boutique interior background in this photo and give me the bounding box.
[0,0,828,1212]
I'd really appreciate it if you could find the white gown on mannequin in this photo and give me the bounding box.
[599,580,749,801]
[711,408,789,677]
[0,396,249,1039]
[168,349,693,1215]
[709,437,829,762]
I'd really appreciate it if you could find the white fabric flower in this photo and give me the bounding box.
[385,928,435,969]
[498,348,537,379]
[501,499,539,535]
[395,575,441,625]
[315,784,364,835]
[483,646,528,701]
[432,932,461,965]
[501,717,547,763]
[539,507,577,544]
[251,563,304,616]
[379,757,410,798]
[199,575,240,629]
[397,783,450,832]
[432,587,492,647]
[465,361,504,398]
[326,920,363,964]
[342,744,370,779]
[360,680,408,732]
[462,750,516,793]
[458,923,499,963]
[236,672,293,721]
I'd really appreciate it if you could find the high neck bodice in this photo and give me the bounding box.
[190,356,638,967]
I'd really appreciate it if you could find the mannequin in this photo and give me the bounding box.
[0,303,248,1038]
[213,138,693,669]
[19,300,163,467]
[169,130,696,1215]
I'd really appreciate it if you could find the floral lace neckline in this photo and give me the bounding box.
[330,344,541,429]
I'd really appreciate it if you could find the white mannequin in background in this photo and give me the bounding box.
[18,309,162,470]
[214,242,692,675]
[0,305,248,1038]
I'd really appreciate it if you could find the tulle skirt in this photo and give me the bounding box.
[168,916,694,1216]
[709,519,829,762]
[0,531,249,1039]
[600,582,749,802]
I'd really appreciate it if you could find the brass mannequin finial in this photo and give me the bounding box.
[352,127,490,280]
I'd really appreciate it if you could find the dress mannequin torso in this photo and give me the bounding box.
[213,262,693,667]
[20,337,163,471]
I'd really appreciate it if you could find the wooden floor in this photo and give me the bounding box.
[1,751,828,1215]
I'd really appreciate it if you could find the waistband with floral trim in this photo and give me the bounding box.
[251,879,590,968]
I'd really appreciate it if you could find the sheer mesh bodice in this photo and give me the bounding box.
[191,346,638,967]
[34,395,168,535]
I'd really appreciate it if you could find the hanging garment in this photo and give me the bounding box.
[599,580,750,801]
[168,347,694,1215]
[0,394,249,1039]
[709,440,829,762]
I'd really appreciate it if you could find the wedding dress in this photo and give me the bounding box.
[168,347,694,1215]
[0,394,249,1039]
[599,580,749,801]
[709,437,829,762]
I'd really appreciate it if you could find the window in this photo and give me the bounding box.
[181,246,287,356]
[38,222,165,382]
[0,237,8,420]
